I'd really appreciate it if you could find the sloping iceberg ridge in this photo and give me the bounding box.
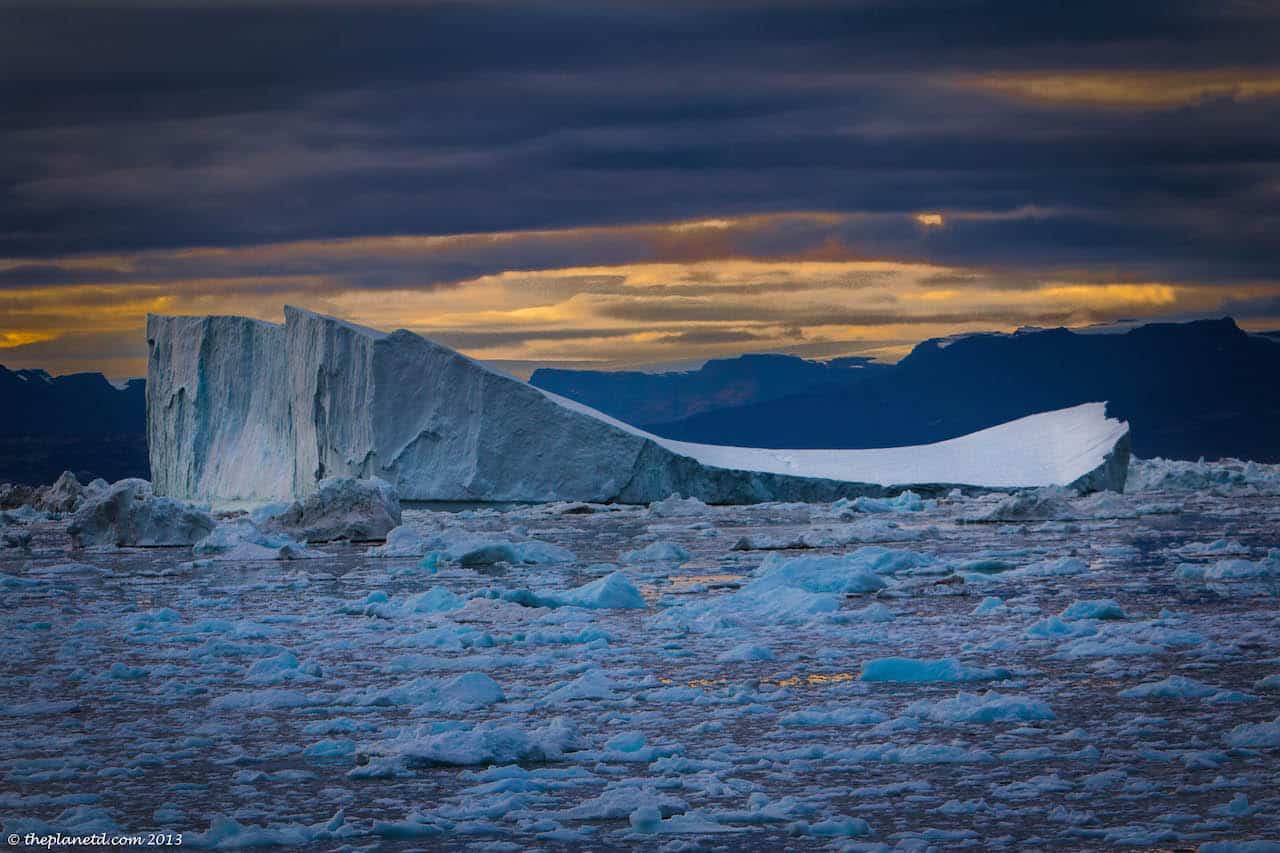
[146,307,1130,503]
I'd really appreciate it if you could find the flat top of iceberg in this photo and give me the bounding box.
[545,392,1127,489]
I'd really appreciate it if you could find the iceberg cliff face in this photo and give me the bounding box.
[147,307,1130,503]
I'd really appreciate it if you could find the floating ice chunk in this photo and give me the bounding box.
[750,547,925,593]
[540,670,618,704]
[1175,539,1250,558]
[1198,841,1280,853]
[263,476,401,543]
[646,812,742,834]
[630,805,662,833]
[247,502,292,525]
[194,518,314,561]
[1026,616,1097,639]
[1007,556,1091,579]
[860,657,1010,683]
[209,688,317,711]
[1061,599,1127,620]
[304,738,356,759]
[839,490,930,513]
[304,717,372,736]
[780,707,888,727]
[535,572,646,610]
[651,549,914,633]
[795,817,872,837]
[185,812,352,848]
[1129,456,1280,494]
[621,541,690,564]
[1177,552,1280,581]
[342,672,504,710]
[551,572,648,609]
[1120,676,1218,700]
[403,587,466,614]
[1223,716,1280,748]
[564,786,687,821]
[4,805,120,837]
[456,538,576,566]
[153,803,184,824]
[1054,638,1163,659]
[845,602,896,622]
[35,470,87,514]
[717,643,775,662]
[245,651,322,684]
[905,691,1055,723]
[973,596,1007,615]
[30,562,112,577]
[366,525,430,557]
[367,717,578,766]
[649,494,711,517]
[68,479,215,547]
[732,519,932,550]
[105,662,148,681]
[964,486,1074,523]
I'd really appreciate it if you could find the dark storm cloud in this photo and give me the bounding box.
[0,0,1278,288]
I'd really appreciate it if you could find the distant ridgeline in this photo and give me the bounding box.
[0,366,148,485]
[531,318,1280,464]
[3,316,1277,485]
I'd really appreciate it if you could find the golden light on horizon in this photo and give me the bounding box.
[960,69,1280,108]
[1,216,1276,379]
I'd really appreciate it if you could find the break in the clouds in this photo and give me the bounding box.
[2,0,1278,377]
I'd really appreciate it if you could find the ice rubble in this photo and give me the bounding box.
[67,478,214,547]
[261,476,400,542]
[1128,456,1280,494]
[360,717,578,767]
[1177,551,1280,582]
[147,307,1130,503]
[193,519,315,561]
[34,470,91,514]
[9,454,1280,849]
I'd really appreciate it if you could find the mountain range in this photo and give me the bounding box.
[3,316,1278,485]
[532,318,1280,463]
[0,366,148,485]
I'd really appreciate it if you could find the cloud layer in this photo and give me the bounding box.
[2,1,1278,376]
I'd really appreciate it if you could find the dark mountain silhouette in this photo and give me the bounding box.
[5,317,1277,486]
[640,318,1280,462]
[530,353,891,427]
[0,365,148,484]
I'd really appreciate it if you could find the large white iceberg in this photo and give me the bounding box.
[146,307,1130,503]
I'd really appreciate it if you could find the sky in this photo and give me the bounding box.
[2,0,1278,380]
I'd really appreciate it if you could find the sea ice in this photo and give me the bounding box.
[860,657,1010,683]
[262,476,401,542]
[905,691,1055,723]
[364,717,578,766]
[193,518,313,560]
[621,541,691,563]
[1061,599,1127,620]
[68,479,214,547]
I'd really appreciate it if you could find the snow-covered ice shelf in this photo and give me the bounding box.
[2,461,1278,848]
[146,307,1130,503]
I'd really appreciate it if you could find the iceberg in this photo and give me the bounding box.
[68,478,215,547]
[146,307,1131,503]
